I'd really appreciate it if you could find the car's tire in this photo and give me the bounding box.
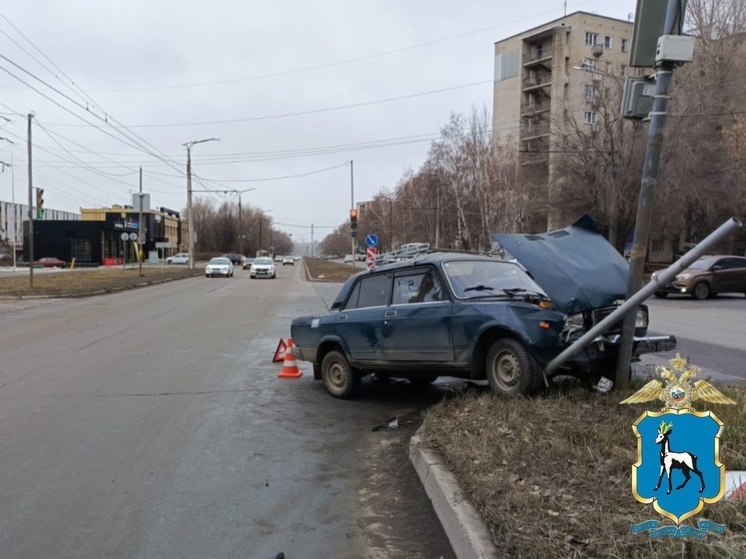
[321,350,360,399]
[692,282,710,300]
[485,338,542,396]
[654,292,668,299]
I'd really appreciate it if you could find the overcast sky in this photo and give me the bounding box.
[0,0,636,241]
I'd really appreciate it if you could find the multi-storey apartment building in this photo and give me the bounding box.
[493,11,634,231]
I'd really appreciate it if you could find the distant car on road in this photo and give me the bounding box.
[205,257,234,278]
[167,253,189,265]
[283,256,294,266]
[250,257,276,279]
[222,253,244,266]
[34,257,66,268]
[242,257,255,270]
[274,255,284,263]
[655,254,746,300]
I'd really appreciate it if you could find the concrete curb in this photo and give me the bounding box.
[410,433,499,559]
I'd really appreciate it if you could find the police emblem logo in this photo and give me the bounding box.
[621,354,736,538]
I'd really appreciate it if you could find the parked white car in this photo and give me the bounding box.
[250,257,276,279]
[167,253,189,265]
[205,257,234,278]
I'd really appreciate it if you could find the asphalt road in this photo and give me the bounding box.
[644,294,746,385]
[0,264,456,559]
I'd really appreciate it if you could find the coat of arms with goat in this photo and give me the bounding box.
[620,354,736,537]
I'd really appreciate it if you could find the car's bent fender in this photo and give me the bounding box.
[314,335,352,365]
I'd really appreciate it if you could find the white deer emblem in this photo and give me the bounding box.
[653,420,705,495]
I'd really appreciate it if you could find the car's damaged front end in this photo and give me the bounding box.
[493,215,676,382]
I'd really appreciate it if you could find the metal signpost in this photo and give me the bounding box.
[365,234,378,269]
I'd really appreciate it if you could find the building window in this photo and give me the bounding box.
[494,49,520,82]
[585,32,598,46]
[621,39,628,53]
[583,111,597,125]
[605,61,612,73]
[582,58,598,71]
[584,85,596,102]
[621,64,627,76]
[604,35,613,49]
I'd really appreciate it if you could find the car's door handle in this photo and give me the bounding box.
[384,310,396,318]
[338,314,347,321]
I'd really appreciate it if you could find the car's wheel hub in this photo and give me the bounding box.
[328,362,347,388]
[494,351,520,390]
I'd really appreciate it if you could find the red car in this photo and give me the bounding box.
[34,257,66,268]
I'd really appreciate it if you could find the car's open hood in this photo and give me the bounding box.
[492,215,629,314]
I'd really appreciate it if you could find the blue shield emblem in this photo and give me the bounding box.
[632,410,725,524]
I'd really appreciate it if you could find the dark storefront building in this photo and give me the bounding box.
[23,207,185,265]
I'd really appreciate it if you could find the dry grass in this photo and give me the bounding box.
[419,383,746,558]
[0,266,202,297]
[304,257,360,282]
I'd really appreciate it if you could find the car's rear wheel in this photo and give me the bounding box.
[692,282,710,300]
[486,338,542,396]
[321,350,360,399]
[654,292,668,299]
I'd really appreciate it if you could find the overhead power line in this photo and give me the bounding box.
[44,79,494,128]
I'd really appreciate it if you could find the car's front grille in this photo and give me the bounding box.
[589,306,622,332]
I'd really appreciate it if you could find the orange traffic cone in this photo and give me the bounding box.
[278,342,303,379]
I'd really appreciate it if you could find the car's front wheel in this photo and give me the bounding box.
[692,281,710,300]
[485,338,542,396]
[321,350,360,399]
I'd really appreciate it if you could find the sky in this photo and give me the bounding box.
[0,0,637,242]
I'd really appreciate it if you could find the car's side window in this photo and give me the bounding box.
[344,282,362,310]
[353,273,392,309]
[392,271,445,305]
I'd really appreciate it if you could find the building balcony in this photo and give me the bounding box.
[522,79,552,93]
[523,54,553,71]
[520,132,550,143]
[520,107,550,119]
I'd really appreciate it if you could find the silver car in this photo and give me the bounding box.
[250,257,276,279]
[205,257,234,278]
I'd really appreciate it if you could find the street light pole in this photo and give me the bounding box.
[184,137,219,270]
[235,188,256,255]
[27,112,34,289]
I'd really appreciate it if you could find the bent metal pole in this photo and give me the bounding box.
[545,217,743,376]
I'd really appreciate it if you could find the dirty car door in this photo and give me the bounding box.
[382,268,454,362]
[337,272,392,362]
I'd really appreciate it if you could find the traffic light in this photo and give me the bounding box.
[36,188,45,219]
[350,208,358,238]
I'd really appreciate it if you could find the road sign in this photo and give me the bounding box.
[365,234,378,248]
[129,232,138,241]
[120,232,129,241]
[366,247,377,269]
[155,242,172,249]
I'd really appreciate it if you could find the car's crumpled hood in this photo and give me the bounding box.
[492,214,629,315]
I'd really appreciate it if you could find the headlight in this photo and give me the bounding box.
[676,273,692,280]
[565,313,584,327]
[635,307,649,329]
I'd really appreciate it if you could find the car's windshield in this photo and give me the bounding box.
[209,258,230,265]
[688,257,714,270]
[254,258,273,265]
[443,260,545,299]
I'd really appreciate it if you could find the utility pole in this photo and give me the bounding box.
[11,150,17,270]
[184,137,219,270]
[349,160,355,269]
[138,167,144,277]
[238,194,243,255]
[311,224,314,257]
[259,215,262,249]
[27,112,34,289]
[614,0,690,389]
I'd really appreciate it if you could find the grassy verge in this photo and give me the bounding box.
[0,267,202,297]
[419,383,746,558]
[304,257,360,282]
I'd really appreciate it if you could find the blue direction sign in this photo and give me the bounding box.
[365,234,378,248]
